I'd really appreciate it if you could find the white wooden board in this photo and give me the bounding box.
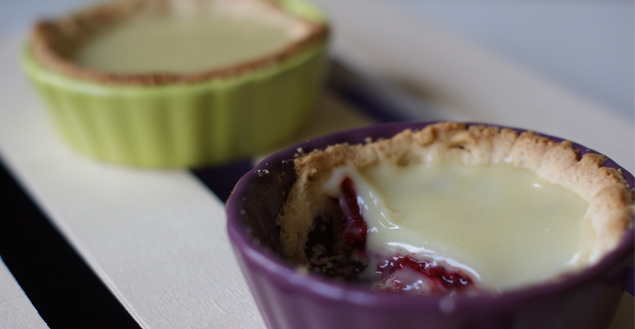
[0,0,632,328]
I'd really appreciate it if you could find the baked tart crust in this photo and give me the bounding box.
[276,122,634,283]
[29,0,327,85]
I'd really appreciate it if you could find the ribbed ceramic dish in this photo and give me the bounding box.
[21,0,328,167]
[226,122,634,329]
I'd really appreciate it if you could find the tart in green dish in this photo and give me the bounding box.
[23,0,329,167]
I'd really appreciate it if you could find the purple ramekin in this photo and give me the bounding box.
[226,122,634,329]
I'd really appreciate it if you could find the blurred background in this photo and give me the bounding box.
[394,0,633,122]
[2,0,633,122]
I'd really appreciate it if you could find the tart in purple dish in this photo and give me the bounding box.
[227,122,634,329]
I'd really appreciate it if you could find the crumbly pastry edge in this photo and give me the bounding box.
[276,122,634,267]
[29,0,328,85]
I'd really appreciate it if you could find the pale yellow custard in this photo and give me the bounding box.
[75,15,293,74]
[30,0,325,84]
[323,160,592,292]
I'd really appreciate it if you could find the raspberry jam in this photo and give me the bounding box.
[377,255,473,293]
[338,177,368,254]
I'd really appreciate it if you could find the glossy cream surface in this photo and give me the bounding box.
[74,15,292,74]
[323,160,592,291]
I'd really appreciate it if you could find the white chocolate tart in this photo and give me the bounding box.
[276,122,634,294]
[30,0,326,85]
[23,0,328,167]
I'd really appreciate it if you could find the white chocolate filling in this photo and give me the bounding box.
[74,1,310,74]
[323,159,593,292]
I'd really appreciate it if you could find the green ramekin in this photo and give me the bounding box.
[22,0,328,168]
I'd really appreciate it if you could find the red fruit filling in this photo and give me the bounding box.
[338,177,368,255]
[377,255,473,293]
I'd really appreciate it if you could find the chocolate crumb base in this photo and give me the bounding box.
[303,200,367,281]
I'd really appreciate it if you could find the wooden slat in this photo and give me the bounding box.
[0,258,49,329]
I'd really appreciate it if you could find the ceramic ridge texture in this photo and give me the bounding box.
[226,121,634,329]
[21,0,328,168]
